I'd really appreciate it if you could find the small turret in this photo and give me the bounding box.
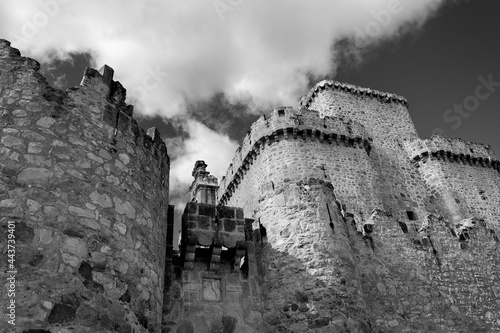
[190,160,219,204]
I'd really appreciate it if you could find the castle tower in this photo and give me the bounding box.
[404,136,500,226]
[218,89,500,330]
[0,40,169,332]
[299,81,429,228]
[163,162,264,332]
[217,106,377,330]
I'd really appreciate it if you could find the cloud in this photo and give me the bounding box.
[0,0,452,220]
[168,119,239,202]
[1,0,450,117]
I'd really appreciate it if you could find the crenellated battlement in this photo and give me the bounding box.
[298,79,409,110]
[78,65,169,164]
[404,136,500,172]
[0,39,41,71]
[217,107,372,205]
[0,39,169,168]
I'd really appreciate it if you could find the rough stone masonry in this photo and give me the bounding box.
[1,40,500,333]
[0,39,169,333]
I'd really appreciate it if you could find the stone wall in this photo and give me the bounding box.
[218,108,377,220]
[218,80,500,331]
[163,203,263,333]
[345,205,500,332]
[253,178,373,332]
[0,40,169,332]
[299,80,429,219]
[405,136,500,226]
[218,107,383,330]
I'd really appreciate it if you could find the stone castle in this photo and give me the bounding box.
[1,39,499,333]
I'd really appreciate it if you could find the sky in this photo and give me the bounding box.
[1,0,499,235]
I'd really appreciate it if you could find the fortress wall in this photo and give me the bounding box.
[219,119,500,331]
[226,138,378,227]
[416,158,500,225]
[405,136,498,161]
[218,108,376,214]
[220,122,379,330]
[299,80,415,142]
[347,209,500,332]
[223,140,500,331]
[244,177,372,331]
[300,81,435,226]
[441,163,500,226]
[219,109,378,224]
[0,40,169,332]
[405,136,500,226]
[163,203,263,333]
[218,83,500,331]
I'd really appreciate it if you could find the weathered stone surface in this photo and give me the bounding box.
[17,167,52,184]
[2,135,23,147]
[61,237,88,257]
[36,116,56,128]
[79,261,93,280]
[76,304,99,327]
[14,222,35,242]
[113,221,127,234]
[38,228,53,244]
[27,199,41,212]
[176,320,195,333]
[0,44,169,331]
[79,218,100,230]
[113,197,136,219]
[0,198,17,208]
[47,304,76,324]
[89,191,113,208]
[68,205,95,219]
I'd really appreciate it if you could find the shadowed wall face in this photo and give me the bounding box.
[0,40,169,332]
[219,84,500,331]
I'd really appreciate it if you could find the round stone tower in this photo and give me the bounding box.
[299,80,429,223]
[0,40,169,332]
[218,106,377,331]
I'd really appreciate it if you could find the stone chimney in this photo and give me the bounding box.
[190,160,219,204]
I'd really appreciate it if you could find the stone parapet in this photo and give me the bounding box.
[181,203,246,250]
[298,79,409,110]
[218,108,372,205]
[404,136,500,171]
[77,64,169,166]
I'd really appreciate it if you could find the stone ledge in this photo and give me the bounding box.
[298,79,409,110]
